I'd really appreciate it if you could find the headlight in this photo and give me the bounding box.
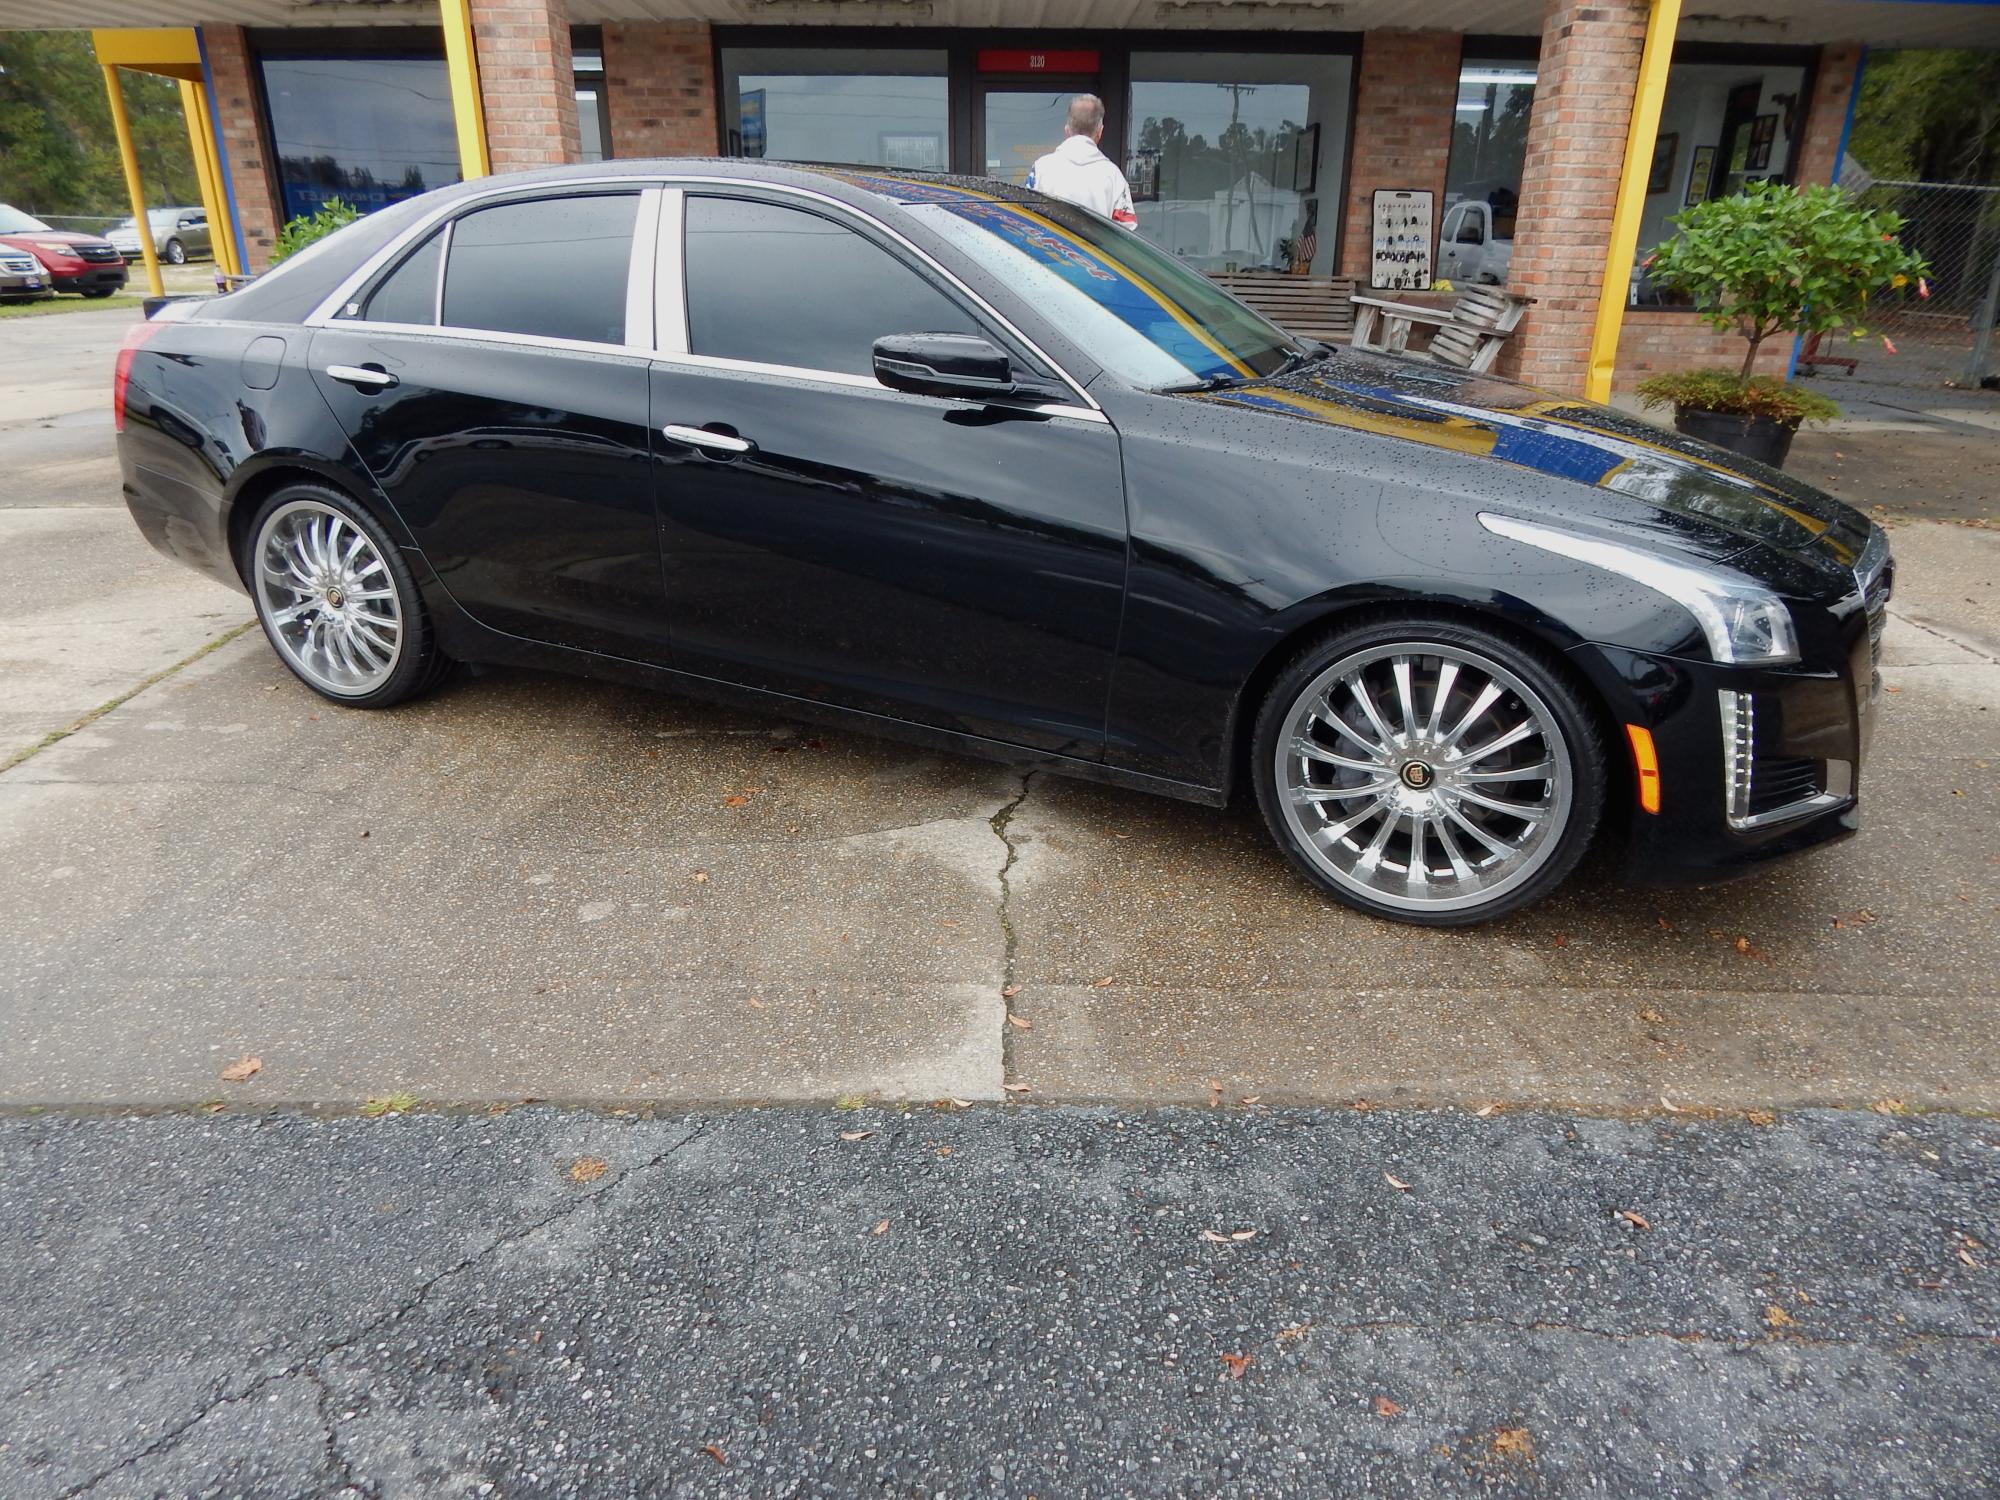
[32,241,71,255]
[1479,512,1799,665]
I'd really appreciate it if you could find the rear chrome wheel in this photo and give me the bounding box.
[1254,619,1604,924]
[246,485,451,709]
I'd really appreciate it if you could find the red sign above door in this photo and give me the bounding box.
[976,48,1101,75]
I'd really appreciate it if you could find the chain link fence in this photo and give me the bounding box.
[1800,180,2000,391]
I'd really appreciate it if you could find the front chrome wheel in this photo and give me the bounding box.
[252,498,405,698]
[1272,641,1574,916]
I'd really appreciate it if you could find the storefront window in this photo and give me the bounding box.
[260,56,460,222]
[1440,60,1535,287]
[1633,60,1808,304]
[1126,52,1352,276]
[719,47,949,168]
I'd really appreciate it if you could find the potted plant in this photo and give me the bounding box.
[1634,181,1927,467]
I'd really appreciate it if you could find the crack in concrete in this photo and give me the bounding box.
[989,771,1036,1085]
[1888,606,2000,666]
[49,1118,715,1499]
[301,1365,378,1500]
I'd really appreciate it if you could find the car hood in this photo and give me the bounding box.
[0,230,115,253]
[1181,348,1875,584]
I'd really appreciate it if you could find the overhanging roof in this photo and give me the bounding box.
[5,0,1998,49]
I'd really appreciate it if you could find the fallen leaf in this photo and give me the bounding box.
[691,871,709,884]
[1002,1081,1031,1093]
[360,1092,417,1119]
[944,1097,973,1109]
[1764,1303,1796,1329]
[745,996,765,1010]
[1475,1103,1499,1117]
[1352,1098,1374,1112]
[219,1055,261,1083]
[1656,915,1673,931]
[1240,1095,1261,1105]
[1617,1209,1651,1231]
[1219,1353,1251,1380]
[1230,1228,1258,1241]
[839,1129,874,1141]
[569,1157,608,1184]
[701,1444,726,1465]
[723,795,750,807]
[871,1219,890,1236]
[1490,1427,1535,1463]
[1276,1321,1314,1342]
[1384,1171,1411,1191]
[1006,1012,1032,1030]
[1871,1098,1908,1116]
[1373,1395,1403,1418]
[1960,1246,1982,1268]
[358,829,369,839]
[1001,983,1022,999]
[1092,975,1115,987]
[1661,1094,1685,1113]
[936,1146,952,1157]
[1552,933,1570,948]
[1745,1109,1776,1127]
[1638,1008,1668,1024]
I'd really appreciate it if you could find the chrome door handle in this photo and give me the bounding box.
[326,364,398,390]
[662,424,753,455]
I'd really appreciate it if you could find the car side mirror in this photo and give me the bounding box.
[872,333,1018,400]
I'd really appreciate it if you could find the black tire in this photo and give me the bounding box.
[1250,612,1607,927]
[243,481,454,709]
[163,239,186,265]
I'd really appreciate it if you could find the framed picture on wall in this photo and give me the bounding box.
[1291,124,1320,194]
[1745,113,1778,172]
[1685,145,1717,206]
[1648,132,1679,195]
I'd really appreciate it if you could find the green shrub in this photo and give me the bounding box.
[1634,370,1840,429]
[270,197,360,264]
[1646,181,1929,383]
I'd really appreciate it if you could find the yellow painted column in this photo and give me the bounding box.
[179,78,240,278]
[1583,0,1682,403]
[438,0,492,180]
[101,64,165,297]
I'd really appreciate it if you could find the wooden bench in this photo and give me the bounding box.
[1350,284,1532,374]
[1208,272,1358,345]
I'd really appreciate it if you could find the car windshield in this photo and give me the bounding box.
[0,205,53,234]
[904,191,1298,391]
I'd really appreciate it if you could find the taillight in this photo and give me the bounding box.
[113,318,164,433]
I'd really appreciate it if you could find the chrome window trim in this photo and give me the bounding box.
[429,218,452,325]
[648,347,1109,424]
[623,187,663,354]
[307,319,655,365]
[302,171,1104,418]
[655,189,688,355]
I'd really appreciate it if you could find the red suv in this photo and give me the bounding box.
[0,204,129,297]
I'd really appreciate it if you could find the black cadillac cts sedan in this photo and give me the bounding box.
[116,160,1890,925]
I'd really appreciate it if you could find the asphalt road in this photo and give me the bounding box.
[4,1104,1995,1500]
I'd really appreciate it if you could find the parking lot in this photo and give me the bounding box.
[4,306,1997,1115]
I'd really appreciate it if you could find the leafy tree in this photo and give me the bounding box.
[271,197,358,263]
[1849,50,2000,185]
[0,30,198,217]
[1646,180,1930,384]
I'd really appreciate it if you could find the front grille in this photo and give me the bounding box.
[1748,755,1823,816]
[0,255,36,275]
[75,245,122,264]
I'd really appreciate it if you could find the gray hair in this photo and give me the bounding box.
[1065,94,1106,137]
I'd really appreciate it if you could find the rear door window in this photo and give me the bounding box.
[353,230,443,326]
[440,193,638,346]
[682,194,982,377]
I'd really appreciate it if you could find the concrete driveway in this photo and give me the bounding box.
[3,308,1996,1112]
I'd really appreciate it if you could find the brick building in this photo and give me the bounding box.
[18,0,2000,393]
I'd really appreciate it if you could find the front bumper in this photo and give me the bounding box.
[51,264,129,294]
[1571,602,1882,886]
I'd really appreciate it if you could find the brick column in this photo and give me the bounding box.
[200,25,282,271]
[1794,43,1864,187]
[1506,0,1651,393]
[602,21,718,158]
[1336,31,1463,282]
[470,0,581,170]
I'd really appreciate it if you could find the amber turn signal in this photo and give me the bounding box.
[1625,724,1662,814]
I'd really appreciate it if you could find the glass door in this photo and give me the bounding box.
[975,81,1099,185]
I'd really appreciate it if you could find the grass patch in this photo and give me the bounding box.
[361,1092,420,1118]
[0,293,146,319]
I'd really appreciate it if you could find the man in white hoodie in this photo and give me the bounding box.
[1025,95,1138,229]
